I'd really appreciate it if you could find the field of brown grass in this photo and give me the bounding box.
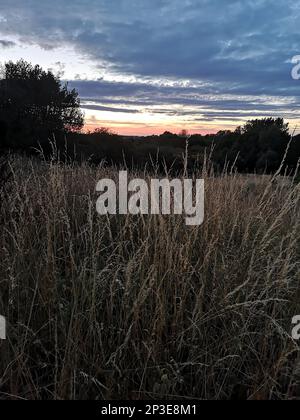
[0,154,299,400]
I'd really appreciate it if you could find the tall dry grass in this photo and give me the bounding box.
[0,154,299,400]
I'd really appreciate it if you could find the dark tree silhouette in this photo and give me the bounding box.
[240,118,289,136]
[234,118,291,172]
[0,60,84,150]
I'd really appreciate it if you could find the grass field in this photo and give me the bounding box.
[0,154,299,400]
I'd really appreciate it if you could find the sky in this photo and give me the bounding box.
[0,0,300,135]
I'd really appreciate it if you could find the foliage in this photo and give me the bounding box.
[66,119,299,175]
[0,60,84,150]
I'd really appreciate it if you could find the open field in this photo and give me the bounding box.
[0,155,300,400]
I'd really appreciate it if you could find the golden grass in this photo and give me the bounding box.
[0,154,299,400]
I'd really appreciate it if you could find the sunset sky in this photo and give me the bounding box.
[0,0,300,135]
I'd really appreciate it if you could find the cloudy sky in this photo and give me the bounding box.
[0,0,299,135]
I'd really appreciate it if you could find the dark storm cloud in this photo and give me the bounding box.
[0,39,16,48]
[0,0,299,120]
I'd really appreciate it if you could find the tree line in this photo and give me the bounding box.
[0,60,299,174]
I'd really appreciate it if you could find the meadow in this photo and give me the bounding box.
[0,153,299,400]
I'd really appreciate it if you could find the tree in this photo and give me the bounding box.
[90,127,115,136]
[179,129,188,138]
[161,131,176,137]
[0,60,84,150]
[287,134,300,170]
[235,118,291,172]
[241,118,289,137]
